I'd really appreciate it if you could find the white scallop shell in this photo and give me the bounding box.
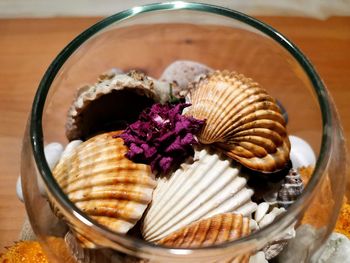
[142,147,257,242]
[289,135,316,169]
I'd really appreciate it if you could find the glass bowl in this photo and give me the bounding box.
[21,2,347,262]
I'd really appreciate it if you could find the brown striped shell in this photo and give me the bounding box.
[157,213,250,248]
[52,131,157,239]
[185,70,291,173]
[65,70,170,141]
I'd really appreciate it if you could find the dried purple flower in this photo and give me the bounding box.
[119,103,205,174]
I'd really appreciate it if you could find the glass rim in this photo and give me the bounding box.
[30,1,332,257]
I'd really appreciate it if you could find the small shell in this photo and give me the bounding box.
[157,213,250,247]
[263,241,288,260]
[185,70,291,173]
[277,168,304,208]
[253,202,286,229]
[52,131,157,241]
[289,135,316,169]
[65,71,170,141]
[142,147,257,242]
[252,202,295,260]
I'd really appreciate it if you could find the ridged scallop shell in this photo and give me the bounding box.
[185,70,291,173]
[142,147,257,242]
[66,70,170,141]
[277,168,304,208]
[157,213,250,247]
[52,131,157,236]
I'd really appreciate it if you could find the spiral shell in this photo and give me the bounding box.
[157,213,250,247]
[142,147,257,242]
[185,70,291,173]
[52,131,157,239]
[277,168,304,208]
[66,70,170,141]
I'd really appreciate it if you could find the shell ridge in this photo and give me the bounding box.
[144,153,224,237]
[147,165,237,239]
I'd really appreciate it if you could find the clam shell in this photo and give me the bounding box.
[157,213,250,247]
[277,168,304,208]
[185,70,290,173]
[52,131,157,235]
[65,71,170,141]
[142,147,257,242]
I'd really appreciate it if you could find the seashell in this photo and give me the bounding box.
[185,70,291,173]
[142,147,257,242]
[157,213,250,248]
[65,70,170,141]
[52,131,157,237]
[160,60,213,98]
[289,135,316,169]
[253,202,286,229]
[252,202,295,260]
[277,168,304,209]
[263,241,288,260]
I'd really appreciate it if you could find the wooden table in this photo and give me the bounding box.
[0,16,349,251]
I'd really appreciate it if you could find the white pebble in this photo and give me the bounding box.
[160,60,212,88]
[16,176,23,202]
[255,202,270,223]
[44,142,64,169]
[61,140,82,160]
[289,135,316,169]
[312,232,350,263]
[249,251,268,263]
[36,142,64,197]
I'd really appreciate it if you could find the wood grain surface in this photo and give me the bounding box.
[0,16,349,251]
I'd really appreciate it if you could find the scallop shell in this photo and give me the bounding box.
[142,147,257,242]
[65,70,170,141]
[157,213,250,247]
[52,131,157,236]
[277,168,304,208]
[185,70,291,173]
